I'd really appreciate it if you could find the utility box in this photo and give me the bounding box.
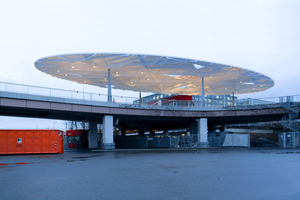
[0,129,64,154]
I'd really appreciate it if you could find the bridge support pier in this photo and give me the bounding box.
[190,121,198,135]
[138,124,145,137]
[149,130,155,136]
[197,118,209,148]
[102,115,115,150]
[89,121,98,148]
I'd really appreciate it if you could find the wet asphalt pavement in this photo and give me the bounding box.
[1,148,300,200]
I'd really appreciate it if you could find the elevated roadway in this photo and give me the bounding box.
[1,85,299,149]
[0,90,294,130]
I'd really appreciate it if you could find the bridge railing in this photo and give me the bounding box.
[0,81,139,105]
[0,81,299,108]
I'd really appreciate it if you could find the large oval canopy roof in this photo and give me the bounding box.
[35,53,274,95]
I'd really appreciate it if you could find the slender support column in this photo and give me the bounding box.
[163,130,168,136]
[139,91,142,105]
[102,115,115,149]
[232,92,235,106]
[89,121,98,148]
[107,69,112,102]
[190,121,197,135]
[138,124,145,137]
[149,130,155,136]
[201,77,205,107]
[220,125,225,132]
[197,118,209,148]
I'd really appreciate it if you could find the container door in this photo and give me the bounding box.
[32,130,41,153]
[24,130,33,154]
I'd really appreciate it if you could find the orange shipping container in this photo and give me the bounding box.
[0,129,64,154]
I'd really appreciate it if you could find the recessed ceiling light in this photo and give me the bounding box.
[57,70,60,72]
[93,66,96,68]
[240,81,242,83]
[72,66,74,69]
[116,72,118,74]
[65,74,67,76]
[225,88,227,90]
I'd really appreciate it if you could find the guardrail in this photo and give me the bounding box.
[0,81,299,108]
[0,81,138,105]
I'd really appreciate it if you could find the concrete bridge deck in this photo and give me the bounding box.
[0,90,295,130]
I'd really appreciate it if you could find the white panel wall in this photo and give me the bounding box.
[102,115,113,144]
[223,133,250,147]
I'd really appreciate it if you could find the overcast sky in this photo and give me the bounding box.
[0,0,299,129]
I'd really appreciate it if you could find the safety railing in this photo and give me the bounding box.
[0,81,139,105]
[0,81,300,109]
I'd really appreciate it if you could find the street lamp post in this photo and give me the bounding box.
[53,120,60,129]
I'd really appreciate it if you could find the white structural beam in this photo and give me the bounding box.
[107,69,112,102]
[201,77,205,107]
[102,115,115,150]
[197,118,209,148]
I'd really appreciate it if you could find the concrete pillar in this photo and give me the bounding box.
[163,130,168,136]
[102,115,115,150]
[220,125,225,132]
[190,121,197,135]
[138,124,145,137]
[197,118,209,148]
[149,130,155,136]
[89,121,98,148]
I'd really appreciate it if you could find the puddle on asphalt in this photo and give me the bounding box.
[276,151,300,154]
[15,162,29,165]
[189,151,224,154]
[260,151,300,154]
[67,154,104,162]
[40,156,53,158]
[70,157,89,159]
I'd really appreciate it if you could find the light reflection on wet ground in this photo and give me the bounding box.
[1,148,300,200]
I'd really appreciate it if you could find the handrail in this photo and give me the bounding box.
[0,81,137,100]
[0,81,299,108]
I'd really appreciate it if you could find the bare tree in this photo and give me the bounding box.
[65,121,89,130]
